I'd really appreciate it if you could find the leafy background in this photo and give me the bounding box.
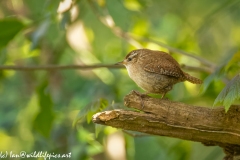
[1,0,240,159]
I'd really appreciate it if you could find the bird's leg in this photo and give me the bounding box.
[132,90,147,109]
[161,92,166,99]
[161,85,172,99]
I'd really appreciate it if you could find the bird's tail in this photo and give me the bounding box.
[184,72,202,84]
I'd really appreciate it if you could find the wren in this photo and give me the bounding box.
[117,49,202,99]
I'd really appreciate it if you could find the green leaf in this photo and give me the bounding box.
[124,0,142,11]
[31,20,50,50]
[95,124,104,138]
[33,80,55,138]
[60,11,71,30]
[73,98,109,127]
[200,50,237,94]
[213,74,240,112]
[200,65,224,94]
[77,126,103,156]
[225,51,240,76]
[0,18,25,48]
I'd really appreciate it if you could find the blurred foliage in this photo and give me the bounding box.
[214,74,240,112]
[0,18,25,48]
[0,0,240,159]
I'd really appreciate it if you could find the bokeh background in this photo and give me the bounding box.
[1,0,240,159]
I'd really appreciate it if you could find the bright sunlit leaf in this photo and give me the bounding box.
[213,74,240,112]
[123,0,142,11]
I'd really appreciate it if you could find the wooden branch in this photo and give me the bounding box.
[92,91,240,160]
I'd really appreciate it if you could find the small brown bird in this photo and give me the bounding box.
[117,49,202,99]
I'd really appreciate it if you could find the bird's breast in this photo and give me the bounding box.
[126,64,178,93]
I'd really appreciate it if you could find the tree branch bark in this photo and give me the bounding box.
[92,91,240,160]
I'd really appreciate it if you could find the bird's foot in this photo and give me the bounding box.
[161,93,166,99]
[160,92,169,100]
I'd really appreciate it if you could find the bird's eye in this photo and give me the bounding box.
[127,57,132,61]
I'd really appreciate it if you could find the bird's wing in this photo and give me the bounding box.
[140,51,185,78]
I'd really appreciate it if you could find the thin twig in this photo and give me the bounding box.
[0,64,211,73]
[135,36,216,69]
[0,64,124,71]
[181,64,213,74]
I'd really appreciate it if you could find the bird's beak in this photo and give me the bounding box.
[115,61,125,65]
